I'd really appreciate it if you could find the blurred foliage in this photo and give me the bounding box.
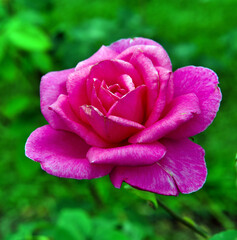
[0,0,236,239]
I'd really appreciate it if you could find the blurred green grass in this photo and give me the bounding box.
[0,0,236,239]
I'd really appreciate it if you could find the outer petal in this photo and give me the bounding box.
[159,138,207,193]
[109,138,207,195]
[79,105,144,143]
[168,66,222,138]
[109,37,167,54]
[129,93,201,143]
[25,125,113,179]
[117,45,172,71]
[75,45,118,71]
[87,142,166,166]
[107,85,146,124]
[109,162,179,195]
[49,94,112,148]
[40,68,74,128]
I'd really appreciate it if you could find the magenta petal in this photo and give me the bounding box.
[87,142,166,166]
[80,105,144,143]
[67,67,90,115]
[117,74,135,91]
[25,125,113,179]
[90,82,107,115]
[129,93,201,143]
[159,138,207,193]
[75,45,118,71]
[117,45,172,71]
[98,85,119,111]
[107,85,146,123]
[49,94,111,147]
[40,68,74,128]
[169,66,222,138]
[109,37,168,55]
[109,163,178,195]
[89,59,143,87]
[145,67,173,127]
[129,51,159,116]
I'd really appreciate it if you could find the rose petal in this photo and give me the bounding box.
[97,85,119,111]
[80,105,144,143]
[117,74,135,91]
[109,162,178,195]
[87,142,166,166]
[89,59,143,87]
[159,138,207,193]
[40,68,74,128]
[145,67,173,127]
[168,66,222,138]
[49,94,111,147]
[25,125,113,179]
[110,138,206,195]
[129,51,159,116]
[109,37,168,56]
[117,45,172,71]
[129,93,201,143]
[107,85,146,124]
[66,67,90,115]
[90,80,107,115]
[75,45,118,71]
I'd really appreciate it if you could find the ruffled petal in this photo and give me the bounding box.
[145,67,173,127]
[49,94,111,147]
[107,85,146,124]
[109,163,178,195]
[110,138,207,195]
[109,37,169,61]
[129,51,159,116]
[97,84,119,111]
[25,125,113,179]
[159,138,207,193]
[117,74,135,91]
[89,59,143,87]
[40,68,74,128]
[129,93,201,143]
[168,66,222,138]
[117,45,172,71]
[75,45,118,71]
[66,67,90,115]
[79,105,144,143]
[87,142,166,166]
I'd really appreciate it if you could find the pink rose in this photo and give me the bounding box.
[25,37,221,195]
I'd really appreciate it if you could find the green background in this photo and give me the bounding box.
[0,0,236,239]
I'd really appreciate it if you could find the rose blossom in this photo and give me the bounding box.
[25,37,221,195]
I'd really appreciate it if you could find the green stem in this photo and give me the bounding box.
[155,198,210,239]
[88,182,104,209]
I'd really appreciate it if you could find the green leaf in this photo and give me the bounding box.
[57,208,92,240]
[31,52,53,72]
[42,226,76,240]
[124,184,158,208]
[209,230,237,240]
[1,95,31,119]
[7,19,51,51]
[0,33,7,62]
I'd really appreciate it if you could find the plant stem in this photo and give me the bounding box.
[88,182,104,209]
[155,198,210,239]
